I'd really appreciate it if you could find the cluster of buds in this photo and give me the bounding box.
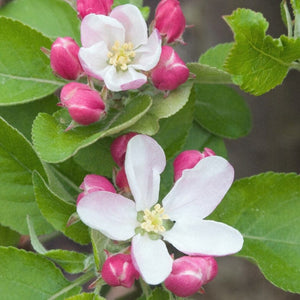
[110,132,137,193]
[164,256,218,297]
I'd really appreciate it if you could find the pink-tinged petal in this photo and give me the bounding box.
[132,29,162,71]
[163,218,244,256]
[79,41,110,80]
[110,4,147,46]
[81,13,125,48]
[131,234,173,285]
[162,156,234,220]
[77,191,137,241]
[125,135,166,211]
[103,66,146,92]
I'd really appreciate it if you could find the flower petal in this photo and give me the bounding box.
[131,234,173,284]
[163,218,244,256]
[125,135,166,211]
[132,29,162,71]
[162,156,234,220]
[110,4,147,47]
[77,191,137,241]
[81,13,125,48]
[103,66,146,91]
[79,41,110,80]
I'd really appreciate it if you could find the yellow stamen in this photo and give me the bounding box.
[140,204,169,234]
[107,41,135,71]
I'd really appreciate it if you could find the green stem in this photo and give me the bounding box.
[49,269,95,300]
[139,278,151,298]
[283,0,293,37]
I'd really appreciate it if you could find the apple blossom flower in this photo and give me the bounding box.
[77,135,243,285]
[78,4,162,92]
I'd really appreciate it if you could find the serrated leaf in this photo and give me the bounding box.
[27,215,90,273]
[0,94,58,141]
[224,8,300,95]
[194,84,251,139]
[0,247,81,299]
[199,43,233,70]
[210,172,300,293]
[66,294,105,300]
[187,63,233,84]
[32,94,152,163]
[74,137,116,178]
[0,17,65,105]
[0,225,19,246]
[0,0,80,42]
[0,117,52,235]
[33,172,90,245]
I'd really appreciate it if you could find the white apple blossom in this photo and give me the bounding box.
[77,135,244,285]
[78,4,162,92]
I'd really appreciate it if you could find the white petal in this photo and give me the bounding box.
[162,156,234,220]
[110,4,147,47]
[81,13,125,48]
[79,41,110,80]
[103,66,146,92]
[132,29,162,71]
[77,191,137,241]
[131,234,173,285]
[163,218,244,256]
[125,135,166,211]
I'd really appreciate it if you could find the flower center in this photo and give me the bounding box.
[107,41,136,71]
[140,204,170,234]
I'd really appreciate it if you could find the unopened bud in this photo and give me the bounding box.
[154,0,186,44]
[151,46,189,91]
[59,82,105,125]
[164,256,218,297]
[50,37,83,80]
[173,148,215,181]
[77,174,116,204]
[77,0,113,19]
[110,132,137,167]
[102,253,140,288]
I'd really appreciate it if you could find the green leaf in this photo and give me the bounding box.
[66,294,105,300]
[74,137,116,178]
[291,0,300,37]
[32,94,152,163]
[0,0,80,42]
[0,17,65,105]
[224,8,300,95]
[33,171,90,245]
[0,247,81,299]
[0,117,52,235]
[211,172,300,293]
[0,225,19,246]
[0,94,58,141]
[184,122,227,158]
[154,87,195,159]
[127,113,159,136]
[194,84,252,139]
[187,63,233,84]
[199,42,233,70]
[27,215,90,274]
[147,288,170,300]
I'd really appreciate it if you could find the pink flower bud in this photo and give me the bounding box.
[164,256,218,297]
[77,174,116,204]
[102,253,140,288]
[110,132,137,167]
[77,0,113,19]
[115,167,130,194]
[173,148,215,181]
[50,37,83,80]
[154,0,186,43]
[151,46,189,91]
[59,82,105,125]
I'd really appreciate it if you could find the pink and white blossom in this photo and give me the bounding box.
[77,135,243,285]
[79,4,162,92]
